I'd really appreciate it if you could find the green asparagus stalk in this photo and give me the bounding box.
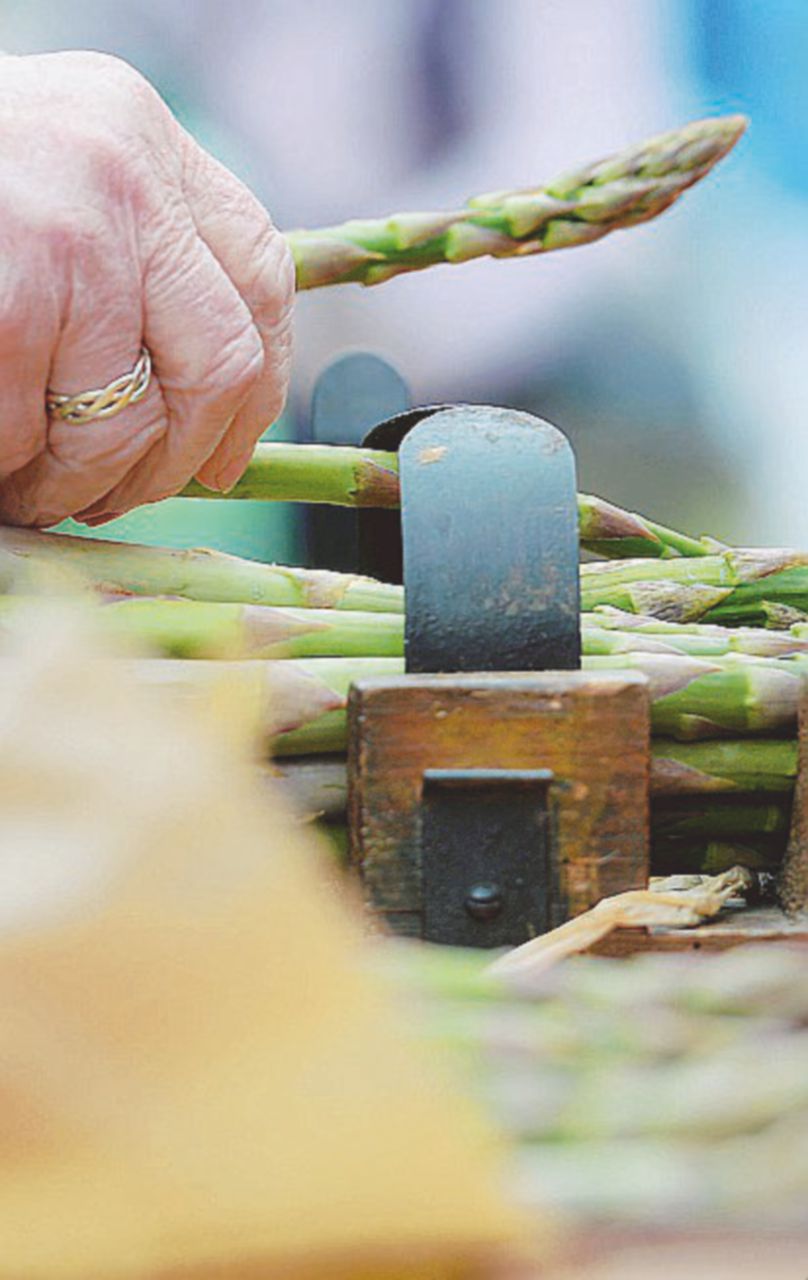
[8,532,808,666]
[580,549,808,622]
[587,652,803,739]
[95,606,802,662]
[181,443,715,561]
[12,531,808,633]
[0,526,403,613]
[105,650,804,747]
[285,116,746,289]
[584,608,808,657]
[259,652,806,754]
[651,737,798,795]
[127,655,400,751]
[182,443,400,508]
[96,599,404,659]
[8,586,805,662]
[581,622,808,658]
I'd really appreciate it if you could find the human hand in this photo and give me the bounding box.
[0,51,294,527]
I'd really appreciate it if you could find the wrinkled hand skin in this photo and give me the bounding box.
[0,51,294,527]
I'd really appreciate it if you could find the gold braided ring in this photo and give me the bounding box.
[46,347,152,425]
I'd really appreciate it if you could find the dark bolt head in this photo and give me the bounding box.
[464,882,504,922]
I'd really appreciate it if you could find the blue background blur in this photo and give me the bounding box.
[2,0,807,559]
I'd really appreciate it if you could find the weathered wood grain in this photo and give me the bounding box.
[348,670,650,938]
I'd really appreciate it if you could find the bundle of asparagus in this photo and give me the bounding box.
[385,940,808,1232]
[3,519,808,876]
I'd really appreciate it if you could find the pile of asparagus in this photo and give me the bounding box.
[386,940,808,1231]
[4,503,808,876]
[5,113,783,876]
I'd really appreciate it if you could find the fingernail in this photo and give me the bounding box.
[82,512,120,528]
[191,474,228,494]
[213,450,253,493]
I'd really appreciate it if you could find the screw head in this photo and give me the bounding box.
[464,882,504,922]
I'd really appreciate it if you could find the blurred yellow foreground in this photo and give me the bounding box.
[0,598,531,1279]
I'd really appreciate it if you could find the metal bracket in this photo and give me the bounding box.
[422,768,554,946]
[359,402,450,585]
[346,403,615,944]
[361,405,581,672]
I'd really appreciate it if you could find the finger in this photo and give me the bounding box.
[0,238,167,527]
[0,320,52,483]
[180,141,295,492]
[0,291,168,529]
[76,220,264,522]
[0,237,59,482]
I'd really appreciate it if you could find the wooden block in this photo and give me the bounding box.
[778,680,808,917]
[348,670,650,939]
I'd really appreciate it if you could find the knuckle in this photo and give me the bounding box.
[38,202,107,263]
[65,51,162,109]
[60,121,157,215]
[81,128,140,192]
[245,225,297,325]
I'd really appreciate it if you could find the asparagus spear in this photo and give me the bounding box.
[285,116,746,289]
[181,444,715,561]
[581,622,808,658]
[182,443,401,509]
[8,532,808,672]
[0,526,403,613]
[7,587,802,662]
[94,598,405,660]
[12,531,808,628]
[98,606,802,662]
[587,652,803,739]
[651,737,798,795]
[580,548,808,622]
[585,608,808,656]
[50,651,743,757]
[259,652,805,754]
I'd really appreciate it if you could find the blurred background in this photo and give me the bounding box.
[2,0,806,563]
